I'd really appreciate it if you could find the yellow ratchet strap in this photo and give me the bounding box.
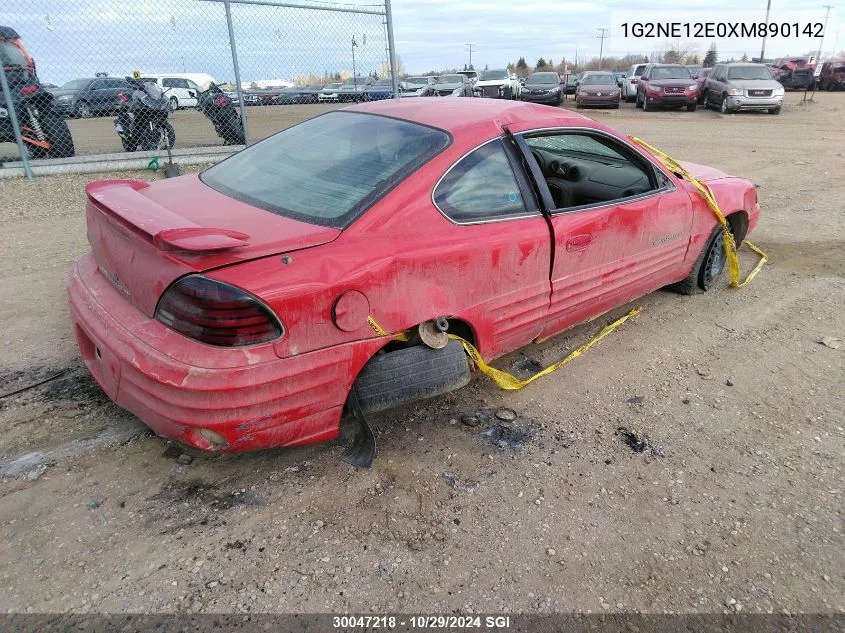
[367,308,641,391]
[629,136,768,288]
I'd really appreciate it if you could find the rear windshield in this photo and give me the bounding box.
[437,75,462,83]
[479,70,509,80]
[200,112,451,229]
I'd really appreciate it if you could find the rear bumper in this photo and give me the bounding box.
[66,253,379,452]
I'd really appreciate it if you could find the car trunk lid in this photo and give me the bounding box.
[85,176,340,317]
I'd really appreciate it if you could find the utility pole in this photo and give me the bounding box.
[352,36,358,91]
[465,43,477,69]
[815,5,833,64]
[759,0,772,62]
[597,28,609,69]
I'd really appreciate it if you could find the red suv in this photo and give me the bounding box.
[636,64,698,111]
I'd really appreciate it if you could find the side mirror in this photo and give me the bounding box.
[188,90,196,98]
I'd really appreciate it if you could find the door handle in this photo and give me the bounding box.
[566,234,592,251]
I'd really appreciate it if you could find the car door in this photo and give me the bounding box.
[517,129,693,340]
[707,65,725,103]
[431,138,553,359]
[185,79,200,107]
[86,79,110,113]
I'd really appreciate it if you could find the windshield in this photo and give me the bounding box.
[437,75,462,84]
[527,73,559,85]
[59,78,92,90]
[651,66,692,80]
[201,112,451,229]
[727,66,773,80]
[479,70,509,81]
[342,77,365,86]
[406,77,430,85]
[633,65,647,76]
[1,41,29,67]
[581,74,615,85]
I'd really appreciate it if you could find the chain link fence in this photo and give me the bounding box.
[2,0,397,177]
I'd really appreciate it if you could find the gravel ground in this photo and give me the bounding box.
[0,92,843,617]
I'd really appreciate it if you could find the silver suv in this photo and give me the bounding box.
[702,63,785,114]
[621,63,647,102]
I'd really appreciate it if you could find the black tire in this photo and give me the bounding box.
[169,96,179,111]
[120,135,137,152]
[161,122,176,149]
[41,111,75,158]
[669,225,728,295]
[769,106,781,115]
[687,103,697,112]
[222,114,245,144]
[75,100,92,118]
[635,93,643,108]
[351,340,471,414]
[703,91,711,110]
[720,94,730,114]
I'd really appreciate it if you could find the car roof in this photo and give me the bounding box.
[583,71,613,75]
[348,99,589,136]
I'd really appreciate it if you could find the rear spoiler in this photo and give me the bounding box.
[86,180,249,252]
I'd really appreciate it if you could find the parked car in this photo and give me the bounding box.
[564,74,578,95]
[574,71,620,108]
[362,79,394,101]
[475,68,521,99]
[456,69,478,84]
[288,84,324,104]
[399,76,436,96]
[66,99,760,455]
[317,82,343,102]
[695,68,712,102]
[520,72,563,105]
[702,63,784,114]
[427,74,474,97]
[636,64,698,111]
[50,76,134,118]
[243,87,288,106]
[621,63,648,102]
[818,58,845,90]
[142,75,203,110]
[337,76,376,102]
[686,65,703,80]
[778,68,816,90]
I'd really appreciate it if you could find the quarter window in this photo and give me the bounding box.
[434,140,527,222]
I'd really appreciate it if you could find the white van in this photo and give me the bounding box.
[143,73,216,109]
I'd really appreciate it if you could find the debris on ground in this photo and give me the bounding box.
[480,422,533,451]
[626,395,646,406]
[460,414,482,427]
[818,337,841,349]
[512,357,543,375]
[177,454,193,465]
[442,471,477,494]
[495,408,517,421]
[616,426,664,457]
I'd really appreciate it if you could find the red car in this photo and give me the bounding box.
[67,99,759,454]
[636,63,699,111]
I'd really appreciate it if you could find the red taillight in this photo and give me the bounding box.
[155,275,283,347]
[630,78,639,84]
[118,92,128,103]
[213,94,231,108]
[20,84,38,95]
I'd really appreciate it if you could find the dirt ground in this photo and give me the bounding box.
[0,92,842,617]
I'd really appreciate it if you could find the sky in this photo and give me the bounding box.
[5,0,843,85]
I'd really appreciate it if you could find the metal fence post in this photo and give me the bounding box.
[224,0,251,146]
[384,0,399,99]
[0,66,34,180]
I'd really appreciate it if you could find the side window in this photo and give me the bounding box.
[187,80,200,91]
[178,79,190,88]
[162,78,177,88]
[523,132,658,211]
[434,140,528,223]
[89,80,105,90]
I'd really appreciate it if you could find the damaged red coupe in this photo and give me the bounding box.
[67,99,759,455]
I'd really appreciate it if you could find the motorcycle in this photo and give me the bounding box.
[0,47,74,157]
[195,82,245,145]
[113,77,175,152]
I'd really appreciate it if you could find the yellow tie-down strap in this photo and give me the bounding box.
[368,308,640,391]
[629,136,768,288]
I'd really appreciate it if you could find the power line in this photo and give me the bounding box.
[596,28,609,69]
[465,43,477,68]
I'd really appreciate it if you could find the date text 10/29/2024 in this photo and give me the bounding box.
[332,615,512,629]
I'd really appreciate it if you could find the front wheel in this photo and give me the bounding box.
[41,111,75,157]
[768,106,781,115]
[76,101,92,118]
[720,94,730,114]
[169,96,179,111]
[687,103,697,112]
[220,113,245,144]
[702,91,711,109]
[670,225,728,294]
